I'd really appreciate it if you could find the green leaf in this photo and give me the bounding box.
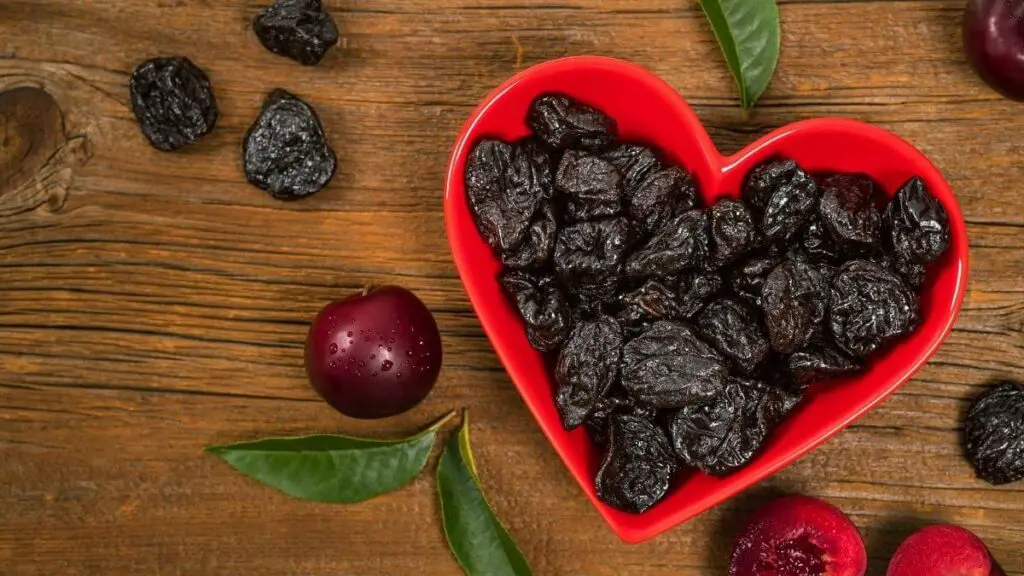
[205,411,456,503]
[437,412,532,576]
[700,0,781,109]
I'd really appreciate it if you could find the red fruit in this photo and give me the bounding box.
[888,524,1004,576]
[963,0,1024,101]
[304,286,442,419]
[730,496,867,576]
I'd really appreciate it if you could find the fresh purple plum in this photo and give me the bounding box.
[964,0,1024,100]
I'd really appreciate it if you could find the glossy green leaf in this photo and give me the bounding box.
[205,411,455,503]
[437,412,533,576]
[700,0,781,109]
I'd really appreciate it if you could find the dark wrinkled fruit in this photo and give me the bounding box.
[884,177,951,267]
[603,144,662,194]
[253,0,339,65]
[617,280,682,336]
[554,218,633,302]
[873,253,927,291]
[595,412,678,513]
[790,218,842,264]
[744,158,820,241]
[554,316,623,429]
[585,395,657,446]
[964,380,1024,485]
[625,209,709,281]
[710,199,761,267]
[621,321,728,409]
[129,56,218,151]
[819,174,881,254]
[626,167,699,234]
[697,298,770,375]
[501,201,558,270]
[729,246,785,308]
[555,150,622,222]
[830,260,920,357]
[527,94,617,151]
[788,339,864,386]
[243,89,337,200]
[678,270,723,318]
[500,270,571,352]
[465,139,545,253]
[762,259,829,354]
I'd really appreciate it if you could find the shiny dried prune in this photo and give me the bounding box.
[625,209,709,281]
[819,173,881,254]
[527,94,617,151]
[790,218,841,264]
[129,56,218,151]
[603,144,662,194]
[500,270,571,352]
[762,259,829,354]
[709,199,761,267]
[518,138,556,199]
[884,177,951,266]
[697,298,769,375]
[595,412,678,513]
[677,270,723,318]
[617,280,682,336]
[501,201,557,270]
[585,394,656,446]
[626,167,699,234]
[555,315,623,429]
[788,339,863,386]
[253,0,339,65]
[555,150,622,222]
[465,139,544,253]
[554,218,633,302]
[728,246,784,308]
[243,89,336,199]
[964,380,1024,485]
[621,321,728,408]
[873,252,927,290]
[829,260,920,357]
[743,158,820,241]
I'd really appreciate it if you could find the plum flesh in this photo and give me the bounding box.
[888,524,1005,576]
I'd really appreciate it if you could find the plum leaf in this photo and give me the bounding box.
[699,0,781,110]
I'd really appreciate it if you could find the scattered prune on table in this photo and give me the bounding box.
[603,144,662,194]
[818,173,881,254]
[554,218,633,302]
[709,198,761,267]
[677,270,723,318]
[884,177,951,267]
[595,412,678,513]
[500,270,571,352]
[790,217,841,264]
[243,89,336,199]
[129,56,218,151]
[555,150,623,222]
[625,209,709,282]
[697,298,769,375]
[465,139,542,253]
[829,260,920,357]
[728,246,784,308]
[626,167,699,234]
[964,380,1024,485]
[554,315,624,429]
[617,280,682,336]
[501,201,558,270]
[253,0,339,66]
[527,94,617,151]
[621,321,728,409]
[743,158,820,241]
[762,259,829,354]
[787,338,864,386]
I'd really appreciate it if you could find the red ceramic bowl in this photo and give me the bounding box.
[443,56,968,544]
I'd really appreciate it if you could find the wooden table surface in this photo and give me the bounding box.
[2,1,1022,574]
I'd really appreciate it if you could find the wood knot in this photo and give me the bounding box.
[0,86,91,216]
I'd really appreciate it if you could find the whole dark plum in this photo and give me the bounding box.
[964,0,1024,100]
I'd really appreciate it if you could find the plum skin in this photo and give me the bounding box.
[887,525,1004,576]
[963,0,1024,101]
[304,286,443,419]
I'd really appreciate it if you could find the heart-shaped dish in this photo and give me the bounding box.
[443,56,968,544]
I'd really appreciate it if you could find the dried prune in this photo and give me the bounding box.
[626,167,699,234]
[728,246,784,308]
[743,158,820,241]
[500,270,571,352]
[465,139,544,253]
[874,252,927,290]
[884,177,951,266]
[788,339,863,386]
[585,394,656,446]
[829,260,920,357]
[603,144,662,194]
[555,150,622,222]
[709,199,761,267]
[677,270,723,318]
[621,321,728,409]
[697,298,769,375]
[964,380,1024,485]
[669,377,799,476]
[518,137,556,199]
[253,0,339,65]
[625,209,709,281]
[129,56,218,151]
[554,315,623,429]
[819,173,881,254]
[762,259,829,354]
[243,89,336,199]
[501,201,557,270]
[790,218,841,264]
[527,94,617,151]
[617,280,682,336]
[595,412,678,513]
[554,218,633,302]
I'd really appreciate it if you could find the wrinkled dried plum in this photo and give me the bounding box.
[874,252,927,290]
[556,150,622,222]
[621,321,728,408]
[527,94,616,151]
[502,201,557,270]
[709,199,761,267]
[743,159,820,241]
[627,167,699,234]
[466,139,543,253]
[829,260,920,357]
[677,270,723,318]
[554,218,633,302]
[790,218,841,263]
[518,137,556,199]
[585,394,656,446]
[884,177,951,266]
[728,246,784,307]
[603,144,662,194]
[788,339,863,386]
[595,412,678,513]
[243,89,336,199]
[625,209,709,281]
[762,259,829,354]
[129,56,218,151]
[500,270,571,352]
[617,280,682,336]
[697,298,769,375]
[253,0,339,65]
[819,173,881,254]
[964,380,1024,485]
[554,315,623,429]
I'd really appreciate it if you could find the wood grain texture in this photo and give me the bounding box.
[1,0,1022,574]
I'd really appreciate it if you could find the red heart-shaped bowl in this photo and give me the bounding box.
[443,56,968,544]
